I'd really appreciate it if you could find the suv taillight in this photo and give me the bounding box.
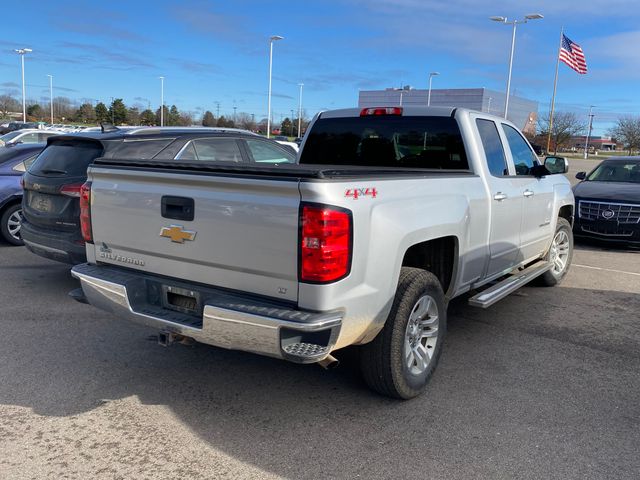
[60,183,84,197]
[79,181,92,243]
[300,204,352,283]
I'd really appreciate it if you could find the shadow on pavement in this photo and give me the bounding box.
[1,257,639,479]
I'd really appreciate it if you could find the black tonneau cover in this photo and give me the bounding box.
[92,157,474,180]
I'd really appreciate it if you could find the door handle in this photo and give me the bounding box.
[161,196,195,221]
[493,192,507,201]
[523,189,534,197]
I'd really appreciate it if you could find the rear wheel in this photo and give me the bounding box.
[1,203,24,246]
[537,217,573,286]
[360,267,446,399]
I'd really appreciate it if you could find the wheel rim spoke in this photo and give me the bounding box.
[404,294,440,376]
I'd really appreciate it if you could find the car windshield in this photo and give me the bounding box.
[587,160,640,183]
[299,115,469,169]
[0,131,23,142]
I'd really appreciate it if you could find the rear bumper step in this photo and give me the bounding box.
[468,260,552,309]
[70,263,342,363]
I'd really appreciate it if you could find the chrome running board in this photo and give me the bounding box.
[468,260,552,309]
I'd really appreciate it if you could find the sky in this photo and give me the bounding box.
[1,0,639,135]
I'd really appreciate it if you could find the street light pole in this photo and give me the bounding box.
[267,35,284,138]
[490,14,543,119]
[427,72,439,106]
[110,96,115,124]
[14,48,32,122]
[297,83,304,138]
[584,105,595,159]
[159,76,164,126]
[47,74,53,124]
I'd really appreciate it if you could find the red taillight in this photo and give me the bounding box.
[300,204,352,283]
[79,181,92,243]
[360,107,403,116]
[60,183,84,197]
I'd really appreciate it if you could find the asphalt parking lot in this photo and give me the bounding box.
[1,164,639,479]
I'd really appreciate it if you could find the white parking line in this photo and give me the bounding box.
[573,264,640,277]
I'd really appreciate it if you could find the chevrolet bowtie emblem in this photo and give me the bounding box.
[159,225,197,243]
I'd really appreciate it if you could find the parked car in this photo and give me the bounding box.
[0,129,63,147]
[573,156,640,245]
[275,140,299,153]
[0,143,45,245]
[21,126,296,264]
[70,106,574,399]
[0,121,39,135]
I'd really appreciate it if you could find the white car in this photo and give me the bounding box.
[275,140,299,153]
[0,129,64,147]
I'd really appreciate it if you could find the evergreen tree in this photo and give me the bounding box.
[202,110,215,127]
[95,102,110,123]
[109,98,127,125]
[140,109,156,126]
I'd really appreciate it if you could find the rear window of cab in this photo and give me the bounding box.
[299,116,469,170]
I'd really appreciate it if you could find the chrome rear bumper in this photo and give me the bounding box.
[71,263,342,363]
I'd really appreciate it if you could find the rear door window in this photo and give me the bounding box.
[192,138,243,162]
[17,132,39,144]
[28,140,103,177]
[299,115,469,169]
[476,119,509,176]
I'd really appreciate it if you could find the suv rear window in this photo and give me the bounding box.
[28,140,103,177]
[299,116,469,169]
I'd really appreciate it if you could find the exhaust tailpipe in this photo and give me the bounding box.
[317,354,340,370]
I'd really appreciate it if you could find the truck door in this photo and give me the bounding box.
[475,118,523,277]
[500,123,555,261]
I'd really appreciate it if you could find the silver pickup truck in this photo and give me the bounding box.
[71,107,574,399]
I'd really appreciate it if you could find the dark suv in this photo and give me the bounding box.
[21,127,296,264]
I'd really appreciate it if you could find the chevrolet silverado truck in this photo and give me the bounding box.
[71,107,574,399]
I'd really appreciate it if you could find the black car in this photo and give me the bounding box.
[573,156,640,245]
[0,121,39,135]
[0,143,45,245]
[21,126,296,264]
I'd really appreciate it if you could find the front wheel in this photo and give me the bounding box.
[537,217,573,287]
[360,267,447,399]
[0,203,24,246]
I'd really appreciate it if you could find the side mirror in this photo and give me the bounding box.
[575,171,587,180]
[544,156,569,174]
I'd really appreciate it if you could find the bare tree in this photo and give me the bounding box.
[609,116,640,154]
[0,95,20,119]
[236,112,255,131]
[538,112,586,154]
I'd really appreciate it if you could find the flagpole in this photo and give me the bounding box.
[546,26,564,154]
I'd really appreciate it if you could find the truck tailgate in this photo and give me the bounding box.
[87,166,301,302]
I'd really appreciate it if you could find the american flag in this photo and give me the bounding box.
[559,34,587,74]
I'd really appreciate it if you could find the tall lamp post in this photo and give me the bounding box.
[297,83,304,137]
[267,35,284,138]
[584,105,595,159]
[427,72,440,106]
[159,76,165,126]
[14,48,32,122]
[47,74,53,124]
[490,14,543,119]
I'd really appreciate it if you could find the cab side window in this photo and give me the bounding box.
[476,119,508,177]
[502,124,538,176]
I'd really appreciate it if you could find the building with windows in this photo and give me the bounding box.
[358,87,538,134]
[570,135,619,152]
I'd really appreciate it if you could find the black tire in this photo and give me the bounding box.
[536,217,573,287]
[360,267,447,399]
[0,203,24,246]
